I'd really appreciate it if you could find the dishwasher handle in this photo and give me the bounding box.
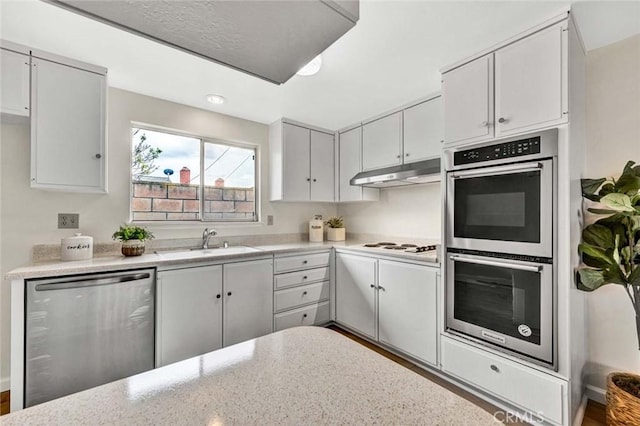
[35,273,151,291]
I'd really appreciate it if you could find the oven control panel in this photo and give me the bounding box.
[454,136,541,165]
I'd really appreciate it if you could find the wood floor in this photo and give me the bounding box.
[328,325,606,426]
[0,328,607,424]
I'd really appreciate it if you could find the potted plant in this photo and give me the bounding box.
[578,160,640,423]
[325,216,346,241]
[112,224,154,256]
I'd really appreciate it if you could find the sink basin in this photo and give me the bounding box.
[155,246,263,260]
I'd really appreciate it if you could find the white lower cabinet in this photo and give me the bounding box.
[223,259,274,346]
[156,265,223,367]
[156,258,273,367]
[442,337,566,425]
[273,251,332,331]
[336,252,438,365]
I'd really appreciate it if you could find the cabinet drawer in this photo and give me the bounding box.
[275,267,329,289]
[274,301,330,331]
[442,337,565,425]
[274,252,330,273]
[275,281,329,313]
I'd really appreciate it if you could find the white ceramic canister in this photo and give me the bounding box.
[309,215,324,242]
[61,233,93,261]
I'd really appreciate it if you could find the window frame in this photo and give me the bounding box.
[129,123,260,225]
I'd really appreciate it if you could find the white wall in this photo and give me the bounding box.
[337,183,441,240]
[0,88,337,388]
[584,34,640,390]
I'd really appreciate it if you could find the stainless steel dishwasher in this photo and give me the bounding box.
[24,269,155,407]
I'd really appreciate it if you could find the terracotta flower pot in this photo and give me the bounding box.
[121,239,146,256]
[606,372,640,425]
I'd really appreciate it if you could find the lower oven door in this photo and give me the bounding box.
[446,252,553,365]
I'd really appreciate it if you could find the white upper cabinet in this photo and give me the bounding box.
[30,54,107,192]
[1,47,30,117]
[362,111,402,171]
[338,126,379,202]
[443,20,567,145]
[403,97,443,162]
[310,130,335,202]
[270,120,335,202]
[222,259,273,347]
[443,54,493,145]
[495,21,567,137]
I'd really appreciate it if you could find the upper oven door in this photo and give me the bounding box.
[446,159,553,258]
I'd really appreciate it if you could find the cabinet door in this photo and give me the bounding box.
[378,260,438,365]
[310,130,335,201]
[223,259,274,346]
[0,49,30,117]
[335,253,377,339]
[156,265,223,367]
[403,97,443,163]
[282,123,311,201]
[31,57,106,192]
[443,54,493,145]
[495,22,567,137]
[338,127,363,201]
[362,112,402,170]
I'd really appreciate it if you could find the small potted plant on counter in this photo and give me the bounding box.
[325,216,346,242]
[577,160,640,423]
[112,224,154,256]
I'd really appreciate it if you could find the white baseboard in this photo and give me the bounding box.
[572,394,589,426]
[586,384,606,405]
[0,376,9,392]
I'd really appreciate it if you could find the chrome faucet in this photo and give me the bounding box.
[202,228,217,249]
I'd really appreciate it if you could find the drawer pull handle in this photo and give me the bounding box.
[378,285,386,292]
[302,291,308,296]
[303,260,308,264]
[216,294,221,299]
[227,292,232,296]
[370,284,375,288]
[303,314,308,318]
[303,276,308,279]
[490,364,500,373]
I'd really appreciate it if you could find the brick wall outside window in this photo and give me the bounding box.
[132,182,255,221]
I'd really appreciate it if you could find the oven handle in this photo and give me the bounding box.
[449,255,543,273]
[449,161,543,179]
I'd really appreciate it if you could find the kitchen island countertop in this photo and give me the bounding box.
[2,326,495,425]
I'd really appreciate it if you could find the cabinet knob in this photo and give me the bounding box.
[313,178,317,182]
[370,284,375,288]
[303,276,308,280]
[396,155,401,159]
[95,153,102,159]
[490,364,500,372]
[378,285,386,292]
[303,313,308,318]
[303,260,308,265]
[216,294,221,299]
[302,291,308,296]
[306,178,311,182]
[227,291,232,296]
[498,117,506,124]
[405,153,410,157]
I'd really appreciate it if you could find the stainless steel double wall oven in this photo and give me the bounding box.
[444,129,557,368]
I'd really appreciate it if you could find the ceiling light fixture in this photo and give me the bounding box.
[206,94,225,105]
[296,55,322,76]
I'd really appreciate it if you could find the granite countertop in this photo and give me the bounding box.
[2,327,495,425]
[6,240,439,280]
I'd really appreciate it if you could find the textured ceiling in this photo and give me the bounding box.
[51,0,357,84]
[1,1,639,130]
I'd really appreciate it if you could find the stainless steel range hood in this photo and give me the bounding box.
[350,158,441,188]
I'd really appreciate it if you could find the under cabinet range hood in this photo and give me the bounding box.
[46,0,359,84]
[350,158,441,188]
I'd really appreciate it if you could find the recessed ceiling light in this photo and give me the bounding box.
[206,94,225,105]
[296,55,322,76]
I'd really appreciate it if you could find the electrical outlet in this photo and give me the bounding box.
[267,215,274,226]
[58,213,79,229]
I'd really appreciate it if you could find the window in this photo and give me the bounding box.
[131,127,257,222]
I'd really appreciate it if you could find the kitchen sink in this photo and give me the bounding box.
[154,245,263,260]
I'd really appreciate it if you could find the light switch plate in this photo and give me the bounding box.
[58,213,79,229]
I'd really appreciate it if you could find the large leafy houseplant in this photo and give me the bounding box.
[578,161,640,415]
[578,161,640,346]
